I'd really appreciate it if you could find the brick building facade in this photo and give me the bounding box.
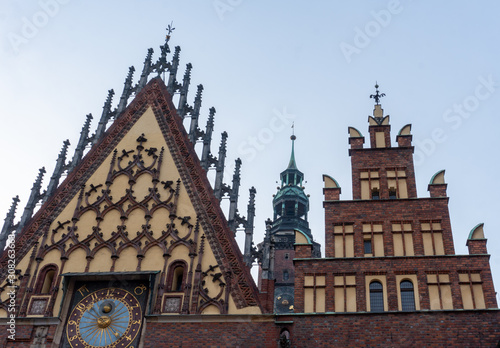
[0,34,498,347]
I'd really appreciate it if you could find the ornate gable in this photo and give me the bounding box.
[0,77,261,321]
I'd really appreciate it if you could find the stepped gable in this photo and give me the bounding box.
[0,76,261,310]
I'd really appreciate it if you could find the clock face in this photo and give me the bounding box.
[274,286,294,314]
[64,281,148,348]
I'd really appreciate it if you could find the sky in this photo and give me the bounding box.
[1,1,499,299]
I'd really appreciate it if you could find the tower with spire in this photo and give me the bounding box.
[258,133,320,314]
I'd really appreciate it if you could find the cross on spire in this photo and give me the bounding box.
[370,82,386,105]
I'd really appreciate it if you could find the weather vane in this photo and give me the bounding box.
[166,21,176,41]
[370,82,386,105]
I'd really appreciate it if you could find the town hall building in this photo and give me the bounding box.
[0,30,498,347]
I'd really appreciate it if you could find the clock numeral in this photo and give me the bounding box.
[125,334,132,341]
[132,320,141,324]
[134,284,147,295]
[106,288,115,296]
[69,335,78,341]
[68,320,77,326]
[90,292,98,302]
[75,303,87,313]
[77,284,89,296]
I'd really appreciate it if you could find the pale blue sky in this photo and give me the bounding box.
[1,1,499,297]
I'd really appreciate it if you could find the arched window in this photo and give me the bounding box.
[400,280,416,311]
[35,265,58,294]
[369,281,384,312]
[167,261,187,292]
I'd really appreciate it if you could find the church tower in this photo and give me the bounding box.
[259,134,320,314]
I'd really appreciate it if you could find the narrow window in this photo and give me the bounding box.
[283,270,289,281]
[360,170,380,199]
[35,265,58,294]
[284,253,289,260]
[363,223,384,256]
[333,223,354,258]
[369,281,384,312]
[364,239,372,254]
[400,280,416,311]
[41,270,55,294]
[387,168,408,198]
[172,265,184,291]
[167,261,188,292]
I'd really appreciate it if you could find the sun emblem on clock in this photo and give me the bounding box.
[66,287,143,347]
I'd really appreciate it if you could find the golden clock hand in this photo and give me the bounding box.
[108,326,120,338]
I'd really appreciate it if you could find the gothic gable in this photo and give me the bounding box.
[0,77,261,317]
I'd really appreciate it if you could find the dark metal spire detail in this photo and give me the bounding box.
[116,66,135,116]
[44,140,70,203]
[17,168,46,234]
[69,113,93,172]
[177,63,192,118]
[243,187,256,266]
[200,107,216,171]
[188,84,204,144]
[370,82,386,105]
[136,48,154,93]
[166,46,181,95]
[227,158,242,232]
[93,89,116,146]
[0,196,20,250]
[214,132,228,200]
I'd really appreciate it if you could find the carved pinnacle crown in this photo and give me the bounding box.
[370,82,386,105]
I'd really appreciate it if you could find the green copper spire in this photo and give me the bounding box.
[287,134,297,169]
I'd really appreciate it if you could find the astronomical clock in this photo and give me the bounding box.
[274,286,294,314]
[61,279,149,348]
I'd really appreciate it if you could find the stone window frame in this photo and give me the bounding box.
[360,169,380,200]
[34,264,59,294]
[333,273,356,312]
[304,273,326,313]
[333,223,354,258]
[427,272,453,310]
[166,260,188,292]
[420,220,445,255]
[458,271,486,309]
[387,167,408,199]
[391,221,414,256]
[362,222,384,257]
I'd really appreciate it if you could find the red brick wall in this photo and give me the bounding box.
[280,311,500,347]
[293,255,497,313]
[144,320,279,347]
[350,147,417,200]
[324,198,455,258]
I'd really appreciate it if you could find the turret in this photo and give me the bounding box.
[271,134,311,237]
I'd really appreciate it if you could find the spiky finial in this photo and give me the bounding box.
[370,82,386,105]
[0,196,20,250]
[69,113,93,172]
[44,140,70,202]
[116,66,135,116]
[17,167,46,234]
[200,107,216,171]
